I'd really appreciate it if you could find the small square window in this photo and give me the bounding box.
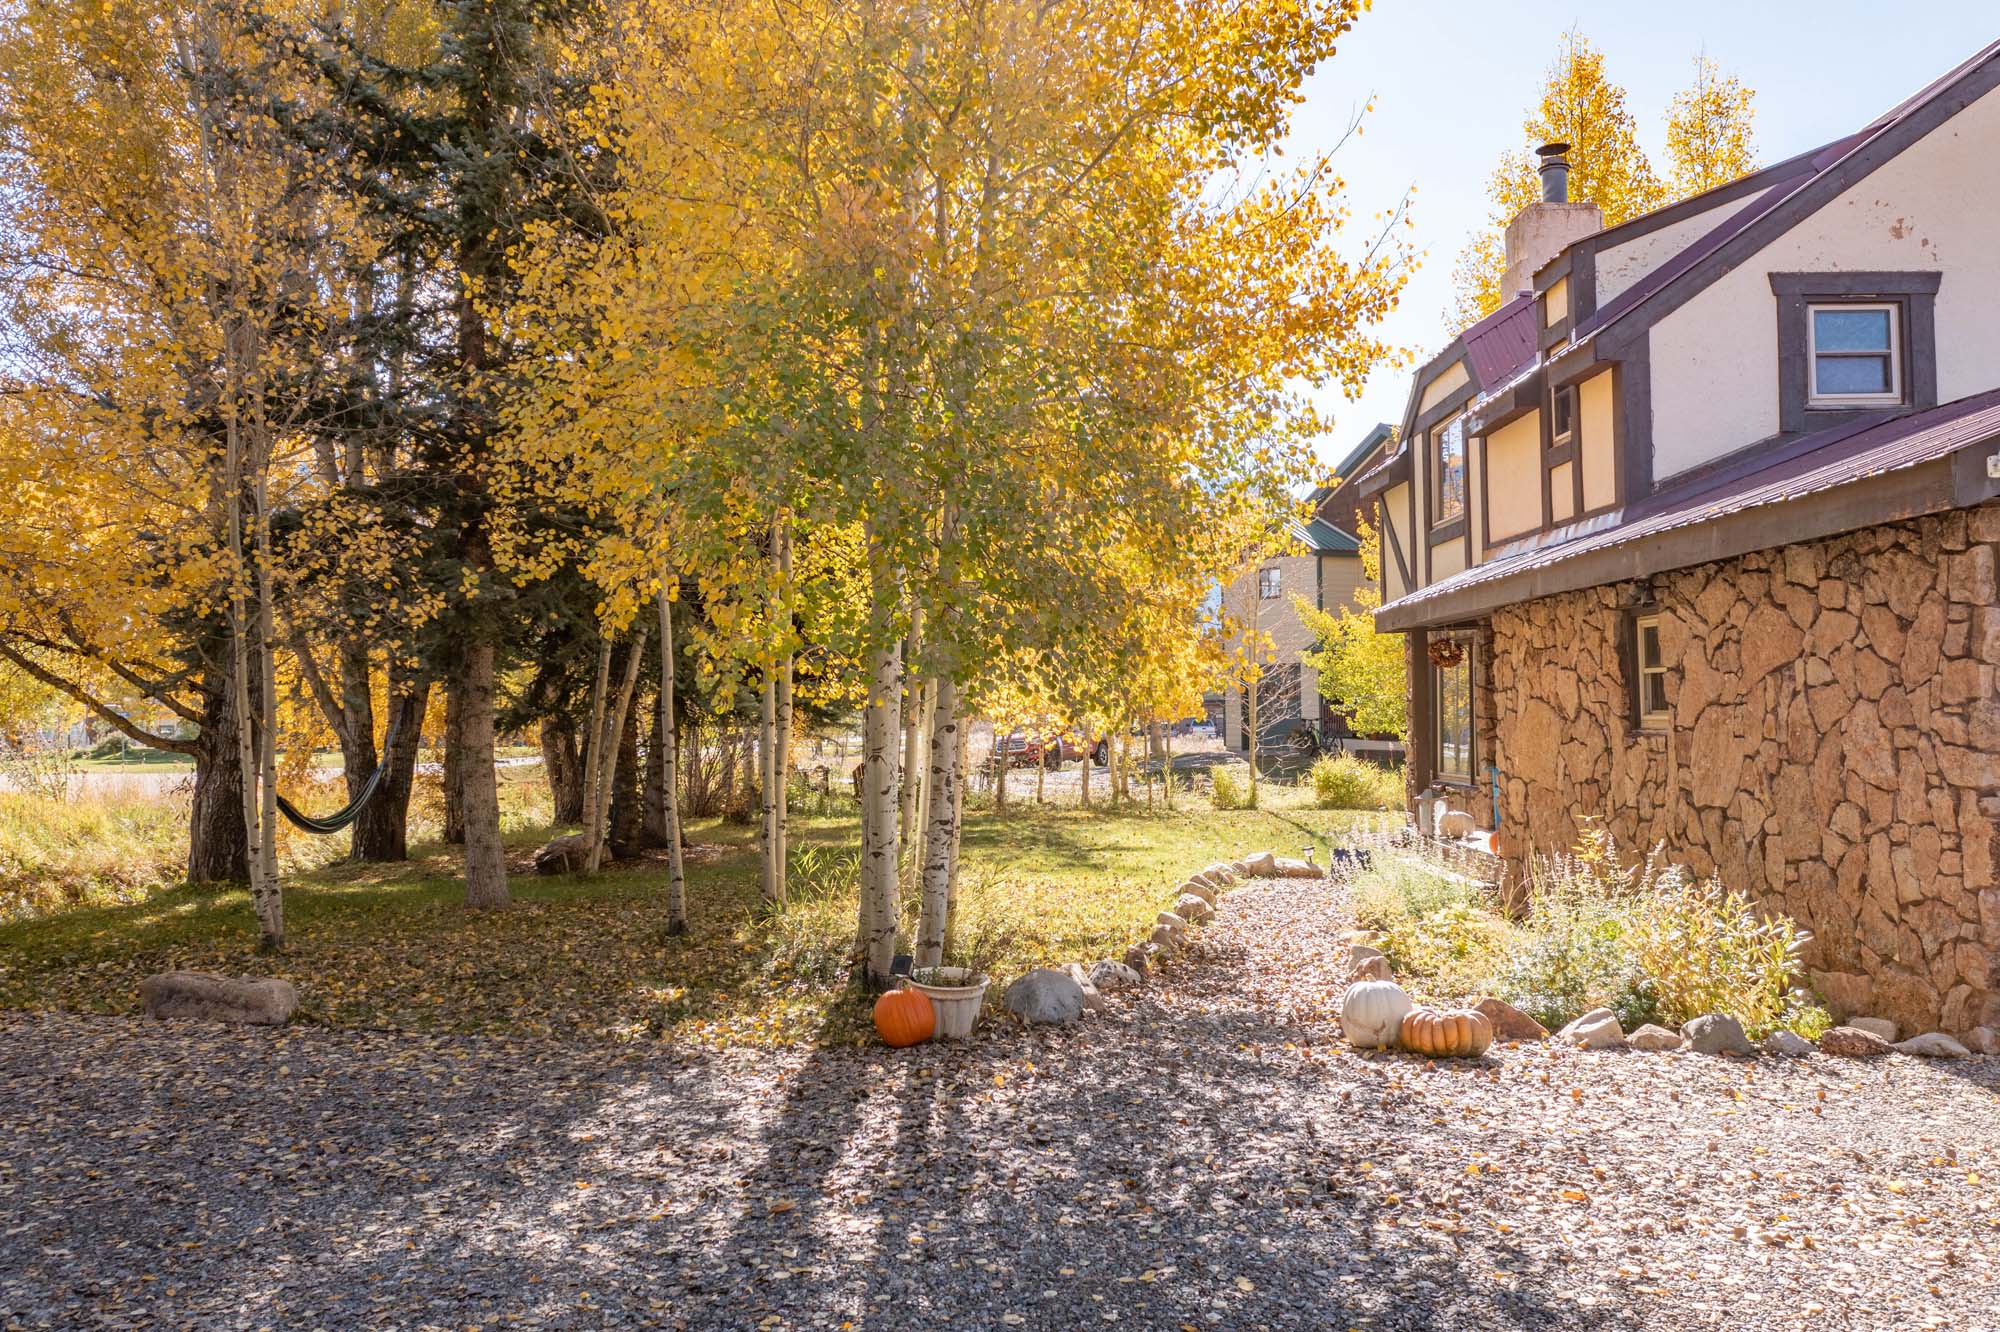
[1808,303,1900,406]
[1635,613,1669,728]
[1258,567,1281,599]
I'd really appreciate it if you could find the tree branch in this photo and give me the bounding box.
[0,641,200,754]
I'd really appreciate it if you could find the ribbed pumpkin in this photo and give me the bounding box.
[1339,979,1412,1049]
[874,987,936,1047]
[1398,1007,1494,1058]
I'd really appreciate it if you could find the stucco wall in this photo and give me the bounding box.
[1650,83,2000,480]
[1485,501,2000,1041]
[1594,194,1750,307]
[1485,413,1542,541]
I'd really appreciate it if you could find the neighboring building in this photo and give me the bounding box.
[1358,42,2000,1044]
[1222,425,1396,756]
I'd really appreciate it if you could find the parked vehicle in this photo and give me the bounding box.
[994,730,1108,768]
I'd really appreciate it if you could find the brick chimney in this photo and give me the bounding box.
[1500,144,1601,301]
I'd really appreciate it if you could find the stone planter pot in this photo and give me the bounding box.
[907,967,990,1039]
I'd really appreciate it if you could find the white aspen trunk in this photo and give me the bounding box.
[858,639,902,986]
[993,724,1008,811]
[658,590,689,934]
[1035,741,1046,805]
[222,360,279,951]
[907,677,935,883]
[944,709,969,953]
[458,635,510,909]
[1078,733,1092,810]
[774,651,793,908]
[897,655,925,864]
[758,660,779,907]
[251,444,279,891]
[1164,724,1175,810]
[588,627,647,874]
[1247,587,1261,809]
[912,677,959,968]
[581,633,613,834]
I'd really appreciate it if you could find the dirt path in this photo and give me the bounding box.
[2,878,1996,1330]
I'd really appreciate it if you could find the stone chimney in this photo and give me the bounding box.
[1500,144,1601,302]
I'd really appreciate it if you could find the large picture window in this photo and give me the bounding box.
[1433,643,1473,782]
[1432,414,1467,527]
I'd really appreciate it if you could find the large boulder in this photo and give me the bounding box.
[1088,960,1143,990]
[1272,856,1321,879]
[532,832,593,876]
[1820,1025,1892,1058]
[1557,1008,1625,1050]
[1241,850,1280,876]
[1004,968,1085,1025]
[1437,810,1476,839]
[1682,1014,1756,1056]
[1472,997,1547,1042]
[140,972,298,1026]
[1846,1017,1899,1042]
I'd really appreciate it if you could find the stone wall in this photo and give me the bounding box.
[1486,501,2000,1040]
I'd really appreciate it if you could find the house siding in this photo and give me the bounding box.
[1485,500,2000,1039]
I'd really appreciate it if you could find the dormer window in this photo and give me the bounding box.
[1432,413,1466,528]
[1808,304,1900,406]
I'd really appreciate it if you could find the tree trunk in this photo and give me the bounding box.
[897,612,925,868]
[351,675,431,861]
[188,665,249,883]
[541,708,586,825]
[658,591,689,935]
[1078,733,1092,811]
[1165,725,1176,810]
[640,693,669,847]
[608,701,643,857]
[589,627,646,873]
[944,709,970,954]
[913,677,960,968]
[774,644,793,904]
[458,635,509,909]
[758,660,779,907]
[993,725,1007,812]
[858,639,902,987]
[442,678,467,845]
[1035,743,1045,805]
[580,631,613,848]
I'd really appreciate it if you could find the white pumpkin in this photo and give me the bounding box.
[1340,979,1412,1049]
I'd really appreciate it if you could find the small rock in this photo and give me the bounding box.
[1179,880,1218,907]
[1003,968,1084,1025]
[1155,911,1187,934]
[1343,955,1392,983]
[1345,943,1385,967]
[1629,1023,1684,1052]
[1970,1026,2000,1055]
[1228,859,1251,877]
[1148,924,1180,951]
[1472,997,1547,1042]
[1122,943,1158,976]
[1762,1030,1815,1058]
[1174,893,1214,923]
[1820,1025,1892,1057]
[1846,1016,1898,1042]
[1271,856,1321,879]
[1241,851,1279,876]
[1061,964,1107,1014]
[1682,1013,1755,1056]
[532,831,593,875]
[1557,1008,1625,1050]
[1198,862,1239,886]
[1087,960,1142,990]
[1337,928,1384,948]
[1893,1032,1970,1058]
[139,972,298,1026]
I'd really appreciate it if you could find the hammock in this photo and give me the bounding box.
[274,708,408,835]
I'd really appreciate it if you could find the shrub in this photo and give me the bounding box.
[1383,902,1513,1000]
[1351,855,1483,933]
[1492,842,1653,1032]
[1309,754,1401,811]
[1209,764,1249,810]
[1623,868,1813,1036]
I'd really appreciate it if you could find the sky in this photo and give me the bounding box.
[1288,1,2000,474]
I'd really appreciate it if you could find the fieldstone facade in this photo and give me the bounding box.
[1485,500,2000,1040]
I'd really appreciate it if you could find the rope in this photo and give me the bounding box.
[274,707,408,835]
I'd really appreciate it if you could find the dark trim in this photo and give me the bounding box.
[1407,630,1434,795]
[1617,339,1653,502]
[1354,447,1409,498]
[1376,451,1960,631]
[1425,403,1473,534]
[1428,516,1467,545]
[1593,50,2000,358]
[1377,495,1413,591]
[1770,271,1940,433]
[1412,381,1477,438]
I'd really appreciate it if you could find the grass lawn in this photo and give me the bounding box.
[0,783,1387,1047]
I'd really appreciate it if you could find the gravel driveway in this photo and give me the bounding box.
[3,878,1996,1331]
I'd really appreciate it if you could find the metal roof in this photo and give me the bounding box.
[1290,516,1361,555]
[1379,388,2000,621]
[1462,295,1538,389]
[1331,423,1395,482]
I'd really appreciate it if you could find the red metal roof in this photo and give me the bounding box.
[1462,295,1537,389]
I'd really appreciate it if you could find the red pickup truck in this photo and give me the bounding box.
[994,731,1109,768]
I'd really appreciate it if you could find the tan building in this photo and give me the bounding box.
[1359,41,2000,1046]
[1221,426,1393,756]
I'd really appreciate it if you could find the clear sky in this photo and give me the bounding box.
[1290,1,1999,474]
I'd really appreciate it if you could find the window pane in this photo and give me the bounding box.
[1643,672,1669,716]
[1436,416,1466,522]
[1435,654,1472,779]
[1814,353,1891,396]
[1812,307,1891,352]
[1640,622,1661,669]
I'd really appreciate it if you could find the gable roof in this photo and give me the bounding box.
[1376,387,2000,630]
[1290,515,1361,555]
[1577,38,2000,352]
[1331,423,1394,482]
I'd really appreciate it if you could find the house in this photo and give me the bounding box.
[1221,424,1397,757]
[1359,42,2000,1045]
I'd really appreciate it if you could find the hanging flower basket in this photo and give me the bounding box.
[1428,637,1466,669]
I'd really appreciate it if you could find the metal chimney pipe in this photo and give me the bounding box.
[1536,142,1571,203]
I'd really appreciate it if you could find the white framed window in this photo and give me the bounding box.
[1258,567,1281,599]
[1807,303,1900,407]
[1634,613,1669,729]
[1432,413,1466,526]
[1433,644,1473,782]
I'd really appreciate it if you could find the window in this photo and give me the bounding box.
[1258,567,1281,599]
[1634,614,1669,729]
[1551,384,1576,449]
[1433,643,1473,782]
[1808,303,1900,406]
[1432,413,1466,526]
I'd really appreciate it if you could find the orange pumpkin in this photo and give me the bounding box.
[874,986,936,1047]
[1398,1007,1494,1058]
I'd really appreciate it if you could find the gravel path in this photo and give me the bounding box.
[3,877,1997,1331]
